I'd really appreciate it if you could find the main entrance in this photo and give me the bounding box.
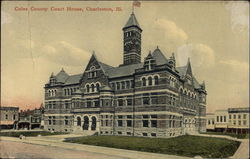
[74,115,99,133]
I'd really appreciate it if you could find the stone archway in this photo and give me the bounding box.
[83,116,89,130]
[91,116,97,130]
[77,117,81,126]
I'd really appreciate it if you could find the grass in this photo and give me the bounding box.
[202,132,250,139]
[0,131,68,137]
[64,135,240,158]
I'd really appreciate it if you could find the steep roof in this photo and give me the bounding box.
[176,65,201,89]
[123,12,141,29]
[55,68,69,83]
[151,48,168,65]
[99,62,114,74]
[106,63,143,78]
[64,74,82,85]
[176,66,187,76]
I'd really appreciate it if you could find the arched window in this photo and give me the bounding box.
[96,83,100,92]
[148,77,153,86]
[117,82,120,90]
[111,83,115,89]
[154,76,159,85]
[142,77,146,86]
[67,89,70,95]
[48,90,51,96]
[54,90,57,96]
[179,88,183,94]
[91,84,95,92]
[86,85,90,93]
[121,81,125,89]
[184,90,187,95]
[126,81,130,89]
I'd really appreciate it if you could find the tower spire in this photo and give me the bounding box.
[122,12,142,65]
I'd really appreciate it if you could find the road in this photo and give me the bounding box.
[0,140,124,159]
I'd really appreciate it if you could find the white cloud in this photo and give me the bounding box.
[176,43,215,69]
[154,18,188,45]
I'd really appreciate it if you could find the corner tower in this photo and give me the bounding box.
[122,12,142,65]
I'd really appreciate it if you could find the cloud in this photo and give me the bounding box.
[154,18,188,45]
[42,41,91,66]
[1,11,13,25]
[176,43,215,69]
[225,1,249,34]
[144,18,189,54]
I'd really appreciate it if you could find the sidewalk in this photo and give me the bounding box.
[0,135,191,159]
[231,139,249,159]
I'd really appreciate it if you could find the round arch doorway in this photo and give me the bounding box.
[91,116,97,131]
[83,116,89,130]
[77,117,81,126]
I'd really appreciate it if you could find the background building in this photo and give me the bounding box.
[0,106,19,129]
[206,107,249,134]
[18,106,44,130]
[43,13,207,138]
[228,107,249,134]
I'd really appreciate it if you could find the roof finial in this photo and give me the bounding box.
[201,80,206,89]
[61,68,64,72]
[157,45,159,49]
[50,72,54,77]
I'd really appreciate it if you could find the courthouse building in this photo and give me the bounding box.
[43,13,207,137]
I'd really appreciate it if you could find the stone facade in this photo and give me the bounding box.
[44,13,207,137]
[0,106,19,129]
[206,107,249,134]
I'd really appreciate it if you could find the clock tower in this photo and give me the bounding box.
[122,12,142,65]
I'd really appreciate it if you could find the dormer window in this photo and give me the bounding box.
[50,79,56,85]
[88,66,97,78]
[144,59,155,70]
[169,76,176,87]
[144,52,156,71]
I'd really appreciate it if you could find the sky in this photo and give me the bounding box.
[1,1,249,112]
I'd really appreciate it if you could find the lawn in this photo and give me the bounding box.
[202,132,250,139]
[64,135,240,158]
[0,131,68,137]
